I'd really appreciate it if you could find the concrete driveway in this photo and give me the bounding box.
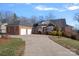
[10,34,77,56]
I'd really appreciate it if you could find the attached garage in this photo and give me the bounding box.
[7,19,32,35]
[7,25,32,35]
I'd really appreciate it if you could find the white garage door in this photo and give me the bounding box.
[20,29,32,35]
[20,29,27,35]
[27,29,32,35]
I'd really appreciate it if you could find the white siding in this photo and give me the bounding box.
[1,25,7,33]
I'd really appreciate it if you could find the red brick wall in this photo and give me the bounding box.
[7,26,19,35]
[63,26,72,37]
[63,26,78,38]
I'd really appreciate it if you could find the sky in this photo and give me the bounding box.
[0,3,79,29]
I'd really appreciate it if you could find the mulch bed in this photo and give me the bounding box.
[0,38,10,44]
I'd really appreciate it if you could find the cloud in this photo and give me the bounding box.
[58,9,66,12]
[25,3,31,5]
[67,5,79,10]
[35,5,59,11]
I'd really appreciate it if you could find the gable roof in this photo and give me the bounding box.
[50,19,66,28]
[8,19,33,26]
[35,19,66,28]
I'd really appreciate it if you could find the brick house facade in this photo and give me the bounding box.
[6,19,32,35]
[7,25,32,35]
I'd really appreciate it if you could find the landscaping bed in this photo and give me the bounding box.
[0,38,25,56]
[49,36,79,55]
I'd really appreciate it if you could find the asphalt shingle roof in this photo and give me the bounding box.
[36,19,66,28]
[8,19,33,26]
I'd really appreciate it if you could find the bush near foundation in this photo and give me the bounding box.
[48,30,62,37]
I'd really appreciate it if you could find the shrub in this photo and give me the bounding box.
[48,30,62,37]
[75,35,79,40]
[71,35,76,39]
[48,31,57,36]
[57,30,62,37]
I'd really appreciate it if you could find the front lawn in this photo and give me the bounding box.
[49,36,79,55]
[0,38,25,56]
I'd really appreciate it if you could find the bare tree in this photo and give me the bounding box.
[39,16,44,22]
[11,13,17,23]
[0,11,18,24]
[46,13,55,20]
[31,16,38,24]
[0,12,3,22]
[74,13,79,22]
[73,13,79,31]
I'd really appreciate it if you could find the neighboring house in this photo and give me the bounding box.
[63,25,79,40]
[7,20,32,35]
[32,21,55,34]
[32,19,66,34]
[0,22,8,34]
[49,19,66,30]
[63,25,74,37]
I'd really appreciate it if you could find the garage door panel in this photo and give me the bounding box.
[27,29,32,35]
[20,29,27,35]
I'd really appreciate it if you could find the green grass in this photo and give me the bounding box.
[0,38,25,56]
[49,36,79,55]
